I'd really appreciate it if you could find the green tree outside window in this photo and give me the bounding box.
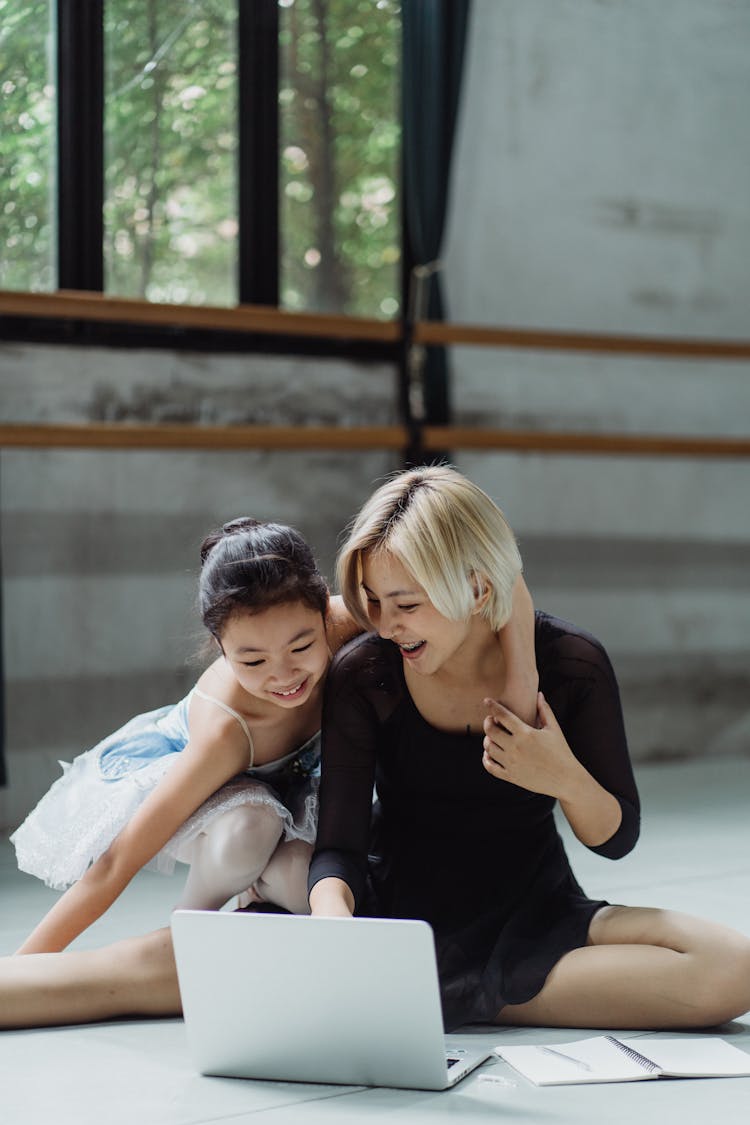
[0,0,401,318]
[0,0,55,292]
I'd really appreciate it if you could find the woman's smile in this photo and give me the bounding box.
[361,552,478,677]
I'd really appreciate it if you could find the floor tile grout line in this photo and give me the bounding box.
[182,1085,371,1124]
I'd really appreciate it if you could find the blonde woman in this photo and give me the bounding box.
[309,465,750,1031]
[0,505,536,1029]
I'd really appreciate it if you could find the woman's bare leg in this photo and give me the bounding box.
[0,927,181,1030]
[497,906,750,1029]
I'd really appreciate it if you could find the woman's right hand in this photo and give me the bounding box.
[308,877,354,918]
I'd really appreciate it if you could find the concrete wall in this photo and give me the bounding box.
[442,0,750,763]
[0,343,399,830]
[445,0,750,338]
[2,0,749,829]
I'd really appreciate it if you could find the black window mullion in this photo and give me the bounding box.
[57,0,104,291]
[238,0,279,306]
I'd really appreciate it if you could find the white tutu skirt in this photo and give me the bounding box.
[10,705,320,892]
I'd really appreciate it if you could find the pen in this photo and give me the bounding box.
[539,1046,593,1072]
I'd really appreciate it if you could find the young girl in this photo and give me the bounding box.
[11,517,358,954]
[309,465,750,1031]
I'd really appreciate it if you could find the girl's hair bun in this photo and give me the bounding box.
[198,520,328,636]
[199,518,261,564]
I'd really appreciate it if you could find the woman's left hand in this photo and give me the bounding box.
[482,691,580,800]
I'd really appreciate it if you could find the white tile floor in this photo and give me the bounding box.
[2,755,749,1125]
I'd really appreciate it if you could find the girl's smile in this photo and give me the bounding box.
[269,678,309,700]
[220,602,329,708]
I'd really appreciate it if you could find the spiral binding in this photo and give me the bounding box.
[605,1036,660,1073]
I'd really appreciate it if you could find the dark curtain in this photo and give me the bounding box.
[0,456,5,787]
[402,0,472,428]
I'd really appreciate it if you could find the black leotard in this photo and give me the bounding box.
[309,612,640,1030]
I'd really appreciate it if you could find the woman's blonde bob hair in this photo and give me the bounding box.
[337,465,522,632]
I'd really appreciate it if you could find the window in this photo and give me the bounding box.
[0,0,401,322]
[104,1,238,306]
[279,0,401,317]
[0,0,56,292]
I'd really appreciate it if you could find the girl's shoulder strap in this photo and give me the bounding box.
[191,687,255,767]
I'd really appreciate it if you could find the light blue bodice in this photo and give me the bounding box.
[95,691,320,782]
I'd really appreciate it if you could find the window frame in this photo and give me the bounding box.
[0,0,402,364]
[57,0,104,291]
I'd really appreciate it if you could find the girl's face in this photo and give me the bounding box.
[361,551,474,677]
[220,601,329,708]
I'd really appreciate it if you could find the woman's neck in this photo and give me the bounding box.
[436,618,505,686]
[403,620,507,735]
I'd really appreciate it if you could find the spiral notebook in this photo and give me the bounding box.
[494,1036,750,1086]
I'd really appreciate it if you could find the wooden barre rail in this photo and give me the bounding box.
[0,423,408,451]
[2,292,747,458]
[3,289,750,359]
[0,290,401,343]
[413,320,750,358]
[423,427,750,458]
[1,422,748,458]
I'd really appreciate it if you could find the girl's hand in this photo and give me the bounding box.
[14,706,251,955]
[497,575,538,725]
[481,692,581,800]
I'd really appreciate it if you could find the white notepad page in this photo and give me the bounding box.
[495,1036,750,1086]
[625,1037,750,1078]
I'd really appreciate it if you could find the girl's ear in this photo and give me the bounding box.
[469,571,492,614]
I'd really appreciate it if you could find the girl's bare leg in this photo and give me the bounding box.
[177,804,283,911]
[249,838,313,915]
[0,927,181,1030]
[497,906,750,1029]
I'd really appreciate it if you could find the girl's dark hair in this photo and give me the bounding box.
[198,518,328,638]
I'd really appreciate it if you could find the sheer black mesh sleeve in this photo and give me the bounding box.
[308,635,394,908]
[536,613,640,859]
[309,617,642,914]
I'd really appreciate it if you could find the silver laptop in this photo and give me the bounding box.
[171,910,491,1090]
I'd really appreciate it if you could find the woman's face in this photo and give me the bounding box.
[220,601,329,707]
[361,551,473,676]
